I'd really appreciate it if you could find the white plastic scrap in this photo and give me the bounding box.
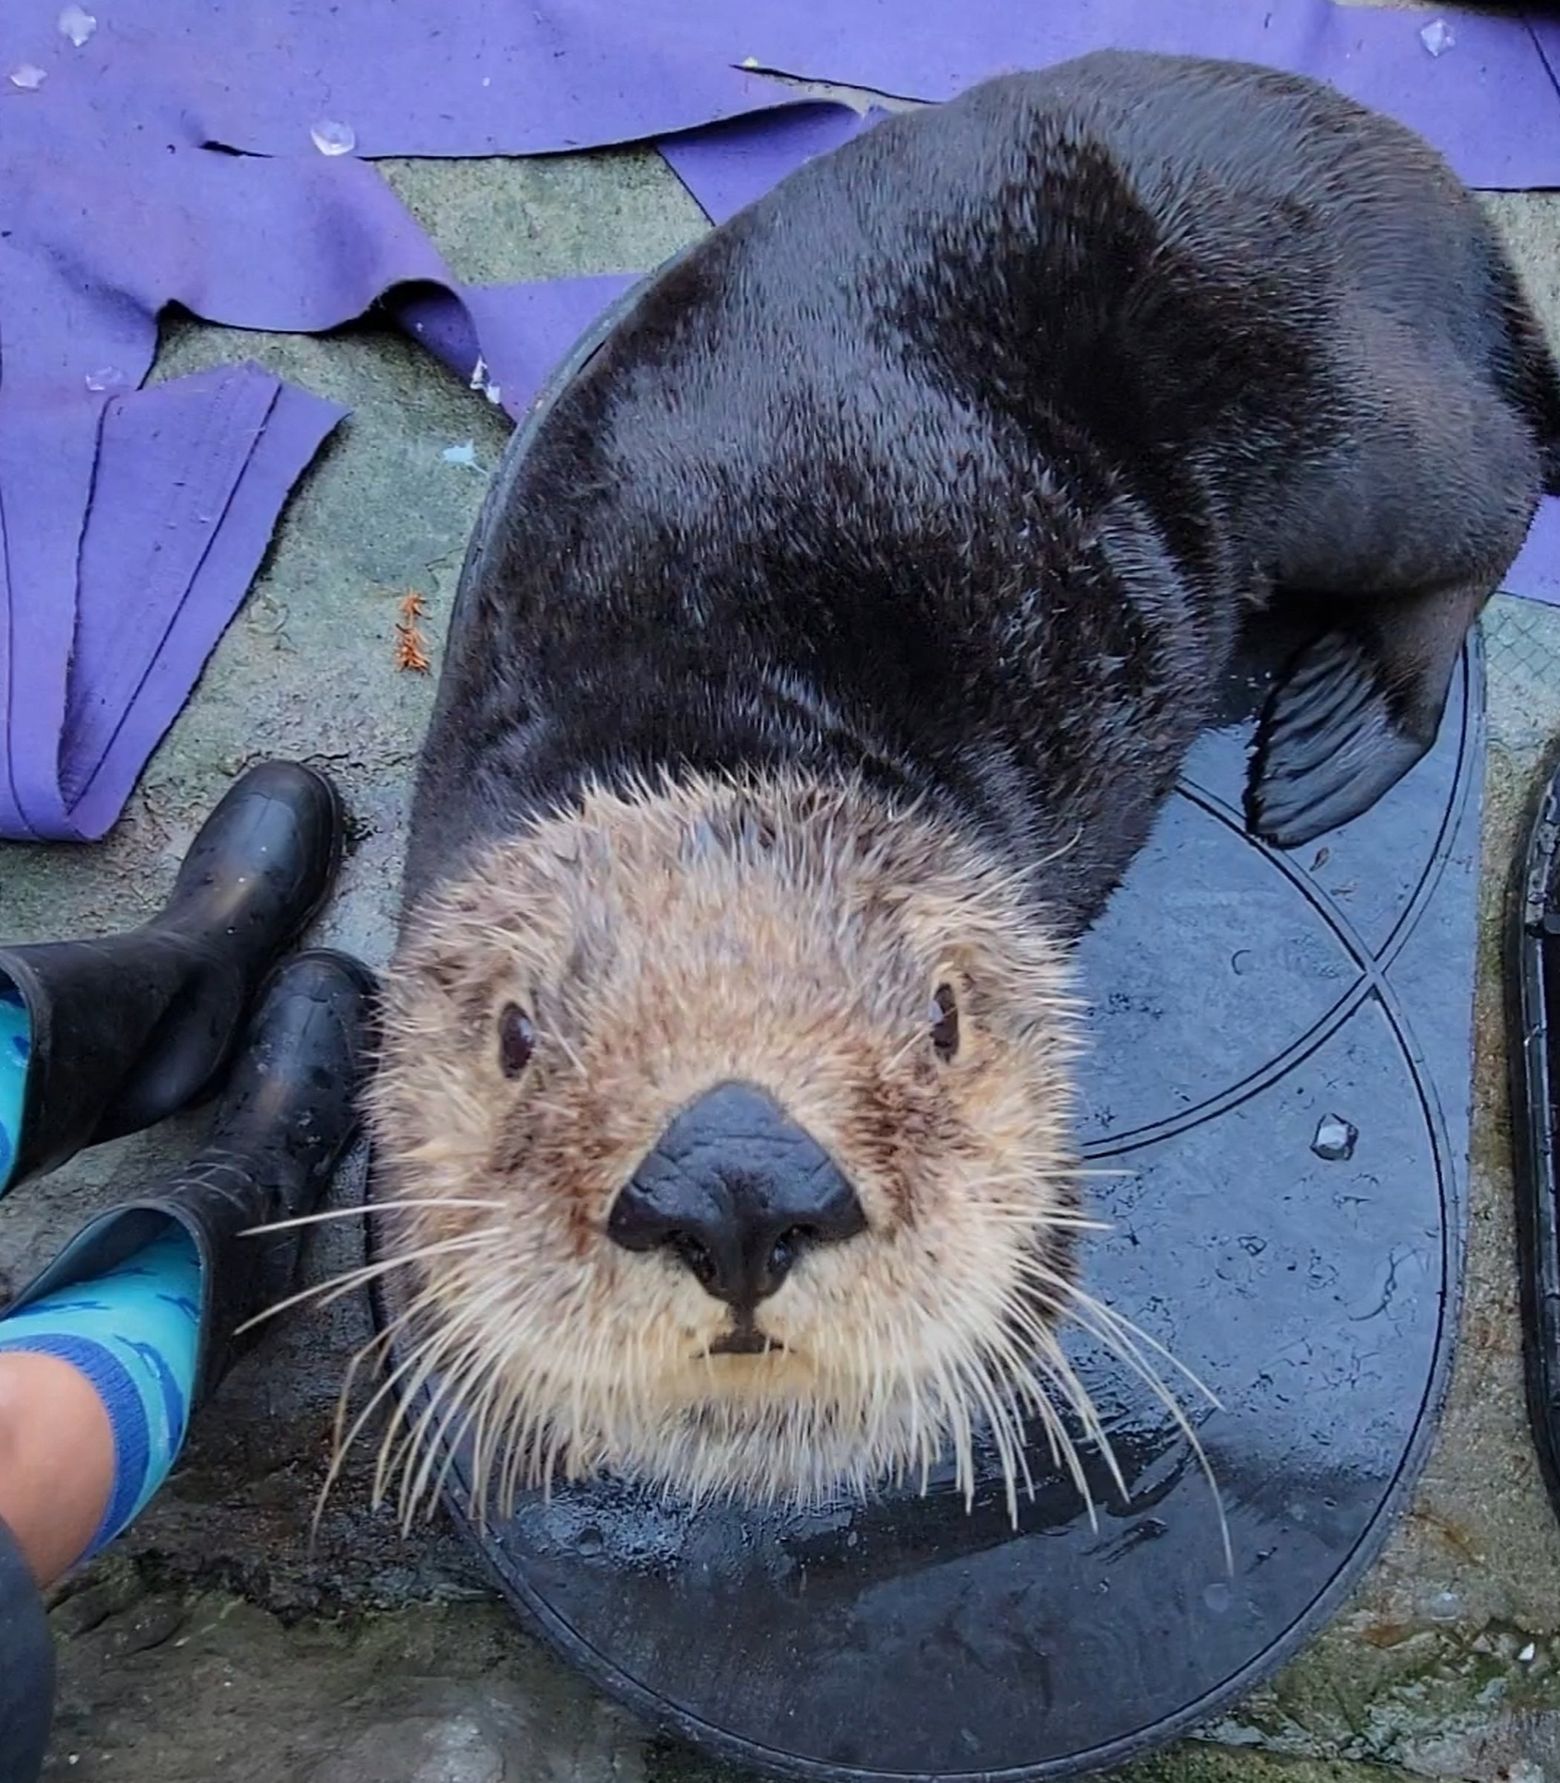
[468,355,504,408]
[58,5,97,47]
[310,118,357,156]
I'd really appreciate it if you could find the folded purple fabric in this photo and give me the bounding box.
[61,370,347,837]
[147,0,1560,191]
[661,106,885,226]
[0,94,631,838]
[0,368,344,841]
[1511,498,1560,610]
[390,277,639,424]
[1533,13,1560,92]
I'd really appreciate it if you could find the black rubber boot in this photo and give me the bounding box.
[0,760,343,1190]
[4,951,377,1409]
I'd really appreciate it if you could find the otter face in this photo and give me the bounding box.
[368,773,1089,1514]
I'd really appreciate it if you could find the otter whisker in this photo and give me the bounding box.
[538,1408,573,1505]
[316,1300,449,1537]
[1025,1382,1069,1481]
[320,1286,468,1531]
[434,1296,538,1517]
[1009,1276,1192,1442]
[240,1197,504,1237]
[233,1232,499,1336]
[478,1383,521,1516]
[372,1322,483,1516]
[1067,1295,1219,1406]
[1021,1375,1096,1525]
[372,1287,500,1512]
[1029,1347,1123,1509]
[545,1030,588,1077]
[395,1328,501,1527]
[402,1283,585,1524]
[326,1289,431,1465]
[563,1305,605,1477]
[1069,1325,1231,1572]
[518,1313,604,1508]
[965,1298,1100,1522]
[855,1320,890,1461]
[946,1294,1087,1526]
[900,1355,931,1495]
[412,1351,508,1529]
[459,1295,602,1517]
[1020,1261,1220,1408]
[398,1390,474,1528]
[977,1321,1068,1480]
[497,1384,540,1516]
[971,1163,1126,1190]
[1039,1298,1227,1570]
[1029,822,1085,874]
[974,1209,1111,1232]
[1000,1305,1129,1504]
[995,1385,1052,1523]
[1035,1345,1127,1505]
[467,1377,510,1522]
[956,1354,1024,1525]
[1013,1269,1230,1568]
[329,1305,412,1458]
[467,1317,544,1523]
[856,1322,902,1486]
[988,1364,1041,1507]
[926,1352,977,1510]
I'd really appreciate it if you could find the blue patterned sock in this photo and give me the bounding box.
[0,979,30,1197]
[0,1226,202,1558]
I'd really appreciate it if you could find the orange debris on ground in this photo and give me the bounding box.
[394,590,431,673]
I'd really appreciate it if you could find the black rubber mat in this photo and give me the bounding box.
[1509,747,1560,1525]
[369,280,1481,1781]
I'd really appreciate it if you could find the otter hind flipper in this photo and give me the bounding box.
[1249,553,1499,849]
[1245,628,1432,849]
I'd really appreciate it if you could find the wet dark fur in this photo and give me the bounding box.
[405,50,1560,934]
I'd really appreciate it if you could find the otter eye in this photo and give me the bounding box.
[498,1003,536,1079]
[930,983,960,1062]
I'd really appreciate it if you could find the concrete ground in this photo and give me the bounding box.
[1,64,1559,1783]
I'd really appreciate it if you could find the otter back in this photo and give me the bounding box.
[404,49,1557,928]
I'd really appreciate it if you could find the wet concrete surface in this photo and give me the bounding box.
[0,92,1558,1783]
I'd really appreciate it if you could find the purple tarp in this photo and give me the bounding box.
[145,0,1560,188]
[0,0,1557,840]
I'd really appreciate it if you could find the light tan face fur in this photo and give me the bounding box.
[367,771,1090,1514]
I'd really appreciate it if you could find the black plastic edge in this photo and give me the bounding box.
[1506,734,1560,1523]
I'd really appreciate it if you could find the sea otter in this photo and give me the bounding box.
[365,51,1560,1515]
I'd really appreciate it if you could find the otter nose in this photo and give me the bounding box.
[607,1082,865,1309]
